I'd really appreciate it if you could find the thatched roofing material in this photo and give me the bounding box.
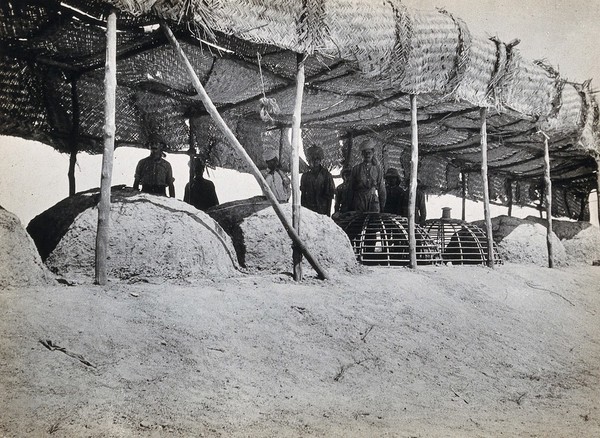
[0,0,599,220]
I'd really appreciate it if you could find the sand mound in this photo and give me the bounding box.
[473,215,567,266]
[525,215,593,240]
[27,187,239,282]
[523,216,600,264]
[561,226,600,264]
[0,206,53,288]
[208,197,358,275]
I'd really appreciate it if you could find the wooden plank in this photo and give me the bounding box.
[94,9,117,285]
[161,21,329,280]
[480,107,495,268]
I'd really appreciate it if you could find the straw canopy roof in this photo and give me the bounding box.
[1,0,599,219]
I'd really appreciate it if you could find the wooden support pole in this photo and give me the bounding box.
[541,131,554,268]
[480,107,494,268]
[291,54,306,281]
[507,179,513,217]
[578,195,586,222]
[408,94,418,269]
[95,9,117,285]
[161,21,329,280]
[461,171,466,221]
[68,150,77,196]
[188,120,195,189]
[68,76,80,196]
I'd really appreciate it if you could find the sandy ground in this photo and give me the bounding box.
[1,263,599,437]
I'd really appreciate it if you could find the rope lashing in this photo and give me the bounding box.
[256,52,280,122]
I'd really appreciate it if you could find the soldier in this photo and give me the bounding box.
[348,138,386,212]
[133,141,175,197]
[300,145,335,216]
[184,158,219,211]
[383,167,406,215]
[334,167,352,215]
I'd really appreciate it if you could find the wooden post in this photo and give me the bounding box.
[461,171,466,221]
[541,131,554,268]
[68,150,77,196]
[95,8,117,285]
[480,107,494,268]
[161,21,328,280]
[188,119,195,190]
[578,195,586,221]
[290,54,306,281]
[68,75,79,196]
[507,179,513,217]
[408,94,418,269]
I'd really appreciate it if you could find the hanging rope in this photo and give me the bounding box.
[257,52,280,122]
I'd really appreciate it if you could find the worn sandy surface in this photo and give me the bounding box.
[1,263,599,437]
[0,207,52,289]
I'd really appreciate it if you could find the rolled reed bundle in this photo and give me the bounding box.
[497,49,558,117]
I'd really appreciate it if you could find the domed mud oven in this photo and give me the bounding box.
[333,213,441,266]
[422,208,502,265]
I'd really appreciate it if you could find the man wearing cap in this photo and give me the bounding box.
[263,148,291,203]
[348,138,386,212]
[184,158,219,211]
[383,167,407,215]
[133,141,175,197]
[300,145,335,216]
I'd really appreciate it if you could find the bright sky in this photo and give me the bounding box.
[1,0,599,225]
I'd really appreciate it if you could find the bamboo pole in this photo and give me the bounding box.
[161,21,328,280]
[408,94,418,269]
[95,9,117,285]
[541,131,554,268]
[290,54,306,281]
[68,76,79,196]
[480,107,494,268]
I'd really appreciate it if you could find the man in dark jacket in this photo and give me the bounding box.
[300,145,335,216]
[383,167,406,215]
[184,158,219,211]
[334,167,352,216]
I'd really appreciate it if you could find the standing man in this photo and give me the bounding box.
[334,167,352,216]
[383,167,407,215]
[348,138,386,212]
[263,149,291,203]
[184,158,219,211]
[133,140,175,197]
[300,145,335,216]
